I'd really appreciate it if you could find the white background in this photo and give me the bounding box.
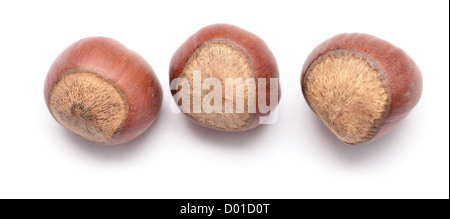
[0,0,448,199]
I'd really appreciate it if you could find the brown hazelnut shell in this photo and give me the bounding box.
[170,24,280,131]
[301,33,422,144]
[44,37,162,145]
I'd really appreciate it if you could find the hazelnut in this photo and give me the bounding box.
[170,24,280,131]
[301,33,422,145]
[44,37,162,145]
